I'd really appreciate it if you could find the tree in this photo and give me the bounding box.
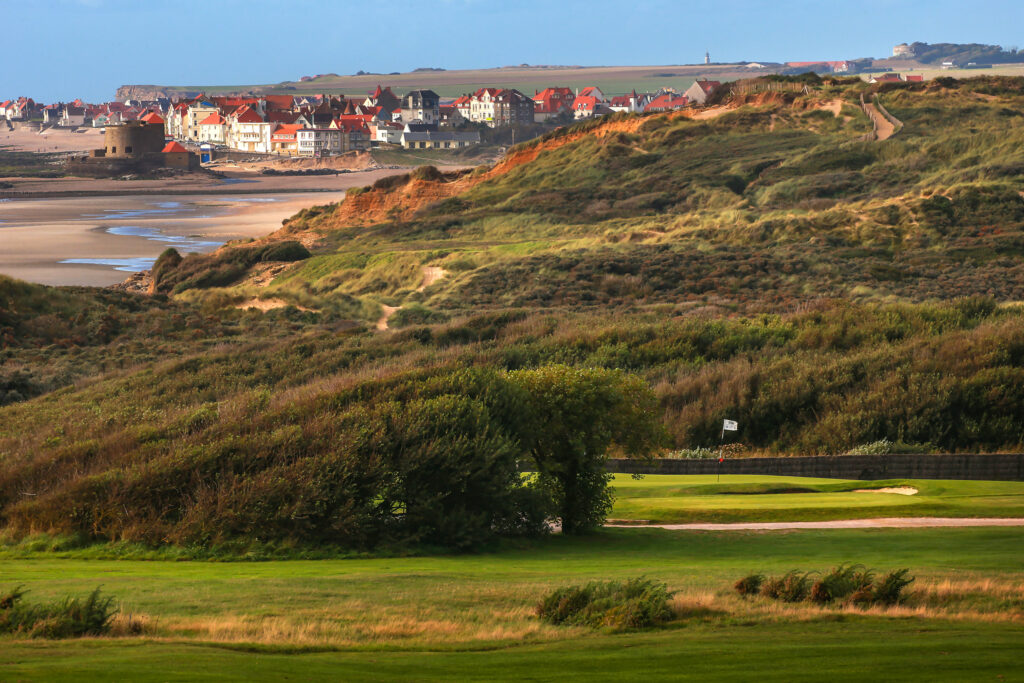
[508,366,664,534]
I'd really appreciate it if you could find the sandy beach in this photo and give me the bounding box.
[0,191,363,286]
[0,127,477,286]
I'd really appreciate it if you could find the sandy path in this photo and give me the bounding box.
[376,305,400,331]
[862,100,896,141]
[418,266,447,292]
[607,518,1024,531]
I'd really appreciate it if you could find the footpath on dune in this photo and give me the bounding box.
[606,517,1024,531]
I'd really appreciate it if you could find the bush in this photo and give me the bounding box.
[259,241,311,262]
[810,564,873,603]
[536,578,674,630]
[0,586,117,638]
[734,574,764,597]
[874,569,915,605]
[754,567,914,607]
[777,571,812,602]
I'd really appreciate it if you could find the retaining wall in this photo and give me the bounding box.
[608,454,1024,481]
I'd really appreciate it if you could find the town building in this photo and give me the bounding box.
[608,90,648,114]
[297,128,344,157]
[401,129,480,150]
[532,87,574,121]
[684,80,720,105]
[466,88,534,127]
[401,89,440,124]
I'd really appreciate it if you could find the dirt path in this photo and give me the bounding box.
[376,305,400,332]
[606,517,1024,531]
[418,266,447,292]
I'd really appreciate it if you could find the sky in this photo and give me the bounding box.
[2,0,1023,102]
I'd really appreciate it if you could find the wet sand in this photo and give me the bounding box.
[0,191,351,287]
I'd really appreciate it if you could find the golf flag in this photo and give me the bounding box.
[722,419,738,432]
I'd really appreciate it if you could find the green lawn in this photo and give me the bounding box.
[610,475,1024,523]
[4,620,1023,682]
[2,485,1024,679]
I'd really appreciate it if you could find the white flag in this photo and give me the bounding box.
[722,419,738,431]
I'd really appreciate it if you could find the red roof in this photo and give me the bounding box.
[572,95,599,111]
[644,94,688,112]
[162,141,189,154]
[198,112,223,125]
[694,80,721,94]
[271,123,303,140]
[233,105,264,123]
[905,75,925,82]
[141,111,165,124]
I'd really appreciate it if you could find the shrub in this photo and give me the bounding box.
[777,571,812,602]
[259,241,311,262]
[536,578,674,630]
[874,569,915,605]
[0,586,117,639]
[810,564,872,603]
[734,574,764,597]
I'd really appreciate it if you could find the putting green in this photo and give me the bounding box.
[609,474,1024,523]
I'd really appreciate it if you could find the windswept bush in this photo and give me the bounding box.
[0,586,117,639]
[536,578,673,630]
[742,566,915,607]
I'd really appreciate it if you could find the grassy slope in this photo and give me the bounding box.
[1,526,1023,679]
[611,474,1024,522]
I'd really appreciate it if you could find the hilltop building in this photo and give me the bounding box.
[684,79,720,105]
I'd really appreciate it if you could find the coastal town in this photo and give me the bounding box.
[0,79,731,159]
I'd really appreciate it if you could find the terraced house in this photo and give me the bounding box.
[466,87,535,127]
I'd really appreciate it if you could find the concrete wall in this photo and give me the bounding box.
[608,454,1024,481]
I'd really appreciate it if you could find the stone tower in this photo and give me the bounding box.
[705,50,710,65]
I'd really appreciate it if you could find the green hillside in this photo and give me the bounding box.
[2,75,1024,550]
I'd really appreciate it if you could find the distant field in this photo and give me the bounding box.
[611,474,1024,523]
[2,525,1023,680]
[144,63,756,99]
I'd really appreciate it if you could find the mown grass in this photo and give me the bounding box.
[610,475,1024,523]
[0,526,1022,679]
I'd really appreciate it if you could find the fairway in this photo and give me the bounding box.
[2,526,1024,680]
[610,475,1024,523]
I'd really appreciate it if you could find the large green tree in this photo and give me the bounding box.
[508,366,664,534]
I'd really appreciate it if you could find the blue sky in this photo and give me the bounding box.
[4,0,1023,102]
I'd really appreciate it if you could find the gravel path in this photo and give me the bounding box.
[606,517,1024,531]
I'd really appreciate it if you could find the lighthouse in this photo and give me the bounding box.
[705,50,710,65]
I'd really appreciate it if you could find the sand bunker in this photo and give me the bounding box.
[853,486,918,496]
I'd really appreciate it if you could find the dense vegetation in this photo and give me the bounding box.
[2,76,1024,548]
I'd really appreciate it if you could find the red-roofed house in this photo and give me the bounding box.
[684,79,720,105]
[466,88,534,127]
[904,74,925,83]
[370,119,404,145]
[198,112,226,144]
[270,123,303,155]
[643,93,688,113]
[533,87,574,121]
[363,85,401,113]
[609,90,648,114]
[141,111,165,125]
[227,105,272,153]
[331,117,371,151]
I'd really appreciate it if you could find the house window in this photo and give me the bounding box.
[110,146,116,154]
[125,146,133,153]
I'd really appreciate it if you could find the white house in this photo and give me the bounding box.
[297,128,343,156]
